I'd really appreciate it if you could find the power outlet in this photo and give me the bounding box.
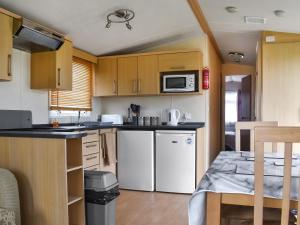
[183,112,192,121]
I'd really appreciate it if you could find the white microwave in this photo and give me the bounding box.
[161,71,199,93]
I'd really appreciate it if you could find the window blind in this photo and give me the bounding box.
[50,57,92,111]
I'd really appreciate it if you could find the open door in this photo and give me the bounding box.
[238,75,252,121]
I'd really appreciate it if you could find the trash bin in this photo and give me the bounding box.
[85,171,120,225]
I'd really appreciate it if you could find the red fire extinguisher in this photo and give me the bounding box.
[202,67,209,90]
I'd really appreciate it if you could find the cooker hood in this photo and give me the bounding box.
[13,17,64,52]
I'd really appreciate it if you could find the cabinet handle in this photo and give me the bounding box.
[113,80,117,94]
[86,155,97,161]
[57,68,61,86]
[7,54,12,77]
[133,80,137,93]
[86,144,97,148]
[138,79,141,93]
[170,66,185,70]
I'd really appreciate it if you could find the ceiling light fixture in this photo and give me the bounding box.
[274,10,286,17]
[106,9,135,30]
[228,52,244,63]
[225,6,238,13]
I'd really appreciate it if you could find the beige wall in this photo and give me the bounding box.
[207,39,222,162]
[259,31,300,126]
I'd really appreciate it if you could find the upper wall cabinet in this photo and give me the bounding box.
[31,39,73,90]
[117,56,138,96]
[0,13,13,81]
[94,58,117,97]
[158,52,202,72]
[138,55,159,95]
[117,55,159,96]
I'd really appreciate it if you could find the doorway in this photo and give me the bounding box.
[224,75,253,151]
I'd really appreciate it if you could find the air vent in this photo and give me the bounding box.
[244,16,267,24]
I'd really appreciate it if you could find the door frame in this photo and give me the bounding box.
[221,64,256,149]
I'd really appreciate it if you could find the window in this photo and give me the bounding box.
[50,57,93,111]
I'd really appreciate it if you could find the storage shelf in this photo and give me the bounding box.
[67,165,83,173]
[68,195,83,206]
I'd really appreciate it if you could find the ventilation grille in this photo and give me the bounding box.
[244,16,267,24]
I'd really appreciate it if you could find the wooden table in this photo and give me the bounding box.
[206,192,298,225]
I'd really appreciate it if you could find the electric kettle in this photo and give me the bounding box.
[167,108,181,126]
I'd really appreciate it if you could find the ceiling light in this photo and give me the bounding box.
[274,10,286,17]
[225,6,238,13]
[244,16,267,24]
[106,9,135,30]
[228,52,244,63]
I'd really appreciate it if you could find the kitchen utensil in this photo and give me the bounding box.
[150,117,159,126]
[138,117,144,126]
[126,108,132,123]
[144,116,150,126]
[166,109,181,126]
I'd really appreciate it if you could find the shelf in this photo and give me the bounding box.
[68,195,83,206]
[67,165,83,173]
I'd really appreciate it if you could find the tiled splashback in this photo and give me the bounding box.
[100,95,207,123]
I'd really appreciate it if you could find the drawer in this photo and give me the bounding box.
[83,153,100,168]
[82,130,99,143]
[83,142,99,156]
[84,164,100,171]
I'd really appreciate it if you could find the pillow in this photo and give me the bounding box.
[0,208,16,225]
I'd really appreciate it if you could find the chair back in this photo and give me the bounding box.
[254,127,300,225]
[0,169,21,225]
[235,121,278,151]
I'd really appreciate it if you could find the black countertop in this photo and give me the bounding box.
[0,122,205,139]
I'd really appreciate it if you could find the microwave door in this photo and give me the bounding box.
[164,77,187,92]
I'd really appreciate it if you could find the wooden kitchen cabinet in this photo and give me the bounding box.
[117,56,138,96]
[138,55,159,95]
[0,137,85,225]
[31,39,73,90]
[94,58,117,96]
[158,51,202,72]
[0,13,13,81]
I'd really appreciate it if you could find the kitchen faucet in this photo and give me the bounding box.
[77,111,81,125]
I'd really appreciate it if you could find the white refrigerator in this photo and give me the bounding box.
[156,130,196,194]
[117,130,155,191]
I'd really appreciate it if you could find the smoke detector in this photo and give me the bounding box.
[274,10,286,17]
[244,16,267,24]
[225,6,238,13]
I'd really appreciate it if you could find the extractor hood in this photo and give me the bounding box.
[13,17,64,53]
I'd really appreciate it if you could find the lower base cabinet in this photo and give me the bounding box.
[0,137,85,225]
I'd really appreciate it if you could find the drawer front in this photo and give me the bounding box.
[84,164,100,171]
[83,142,99,156]
[82,130,99,143]
[158,52,202,72]
[83,153,100,168]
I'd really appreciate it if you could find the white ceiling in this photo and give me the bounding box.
[0,0,202,56]
[199,0,300,65]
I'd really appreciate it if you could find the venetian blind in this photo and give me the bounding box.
[50,57,92,111]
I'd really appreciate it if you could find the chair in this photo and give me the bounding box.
[235,121,278,152]
[0,169,21,225]
[254,127,300,225]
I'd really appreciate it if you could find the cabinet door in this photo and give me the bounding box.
[99,129,117,174]
[0,13,13,81]
[56,40,73,90]
[138,55,159,95]
[158,52,202,72]
[94,58,117,96]
[117,57,138,96]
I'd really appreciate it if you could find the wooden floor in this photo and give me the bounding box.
[116,190,191,225]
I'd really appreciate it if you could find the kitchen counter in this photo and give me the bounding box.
[0,130,87,139]
[0,122,205,138]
